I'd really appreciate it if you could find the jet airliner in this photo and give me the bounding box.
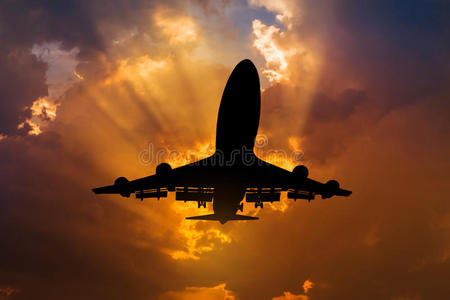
[92,59,351,223]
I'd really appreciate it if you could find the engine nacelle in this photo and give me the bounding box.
[292,165,309,179]
[114,176,130,197]
[156,163,172,176]
[326,180,340,192]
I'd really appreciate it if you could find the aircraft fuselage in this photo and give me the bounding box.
[212,60,261,222]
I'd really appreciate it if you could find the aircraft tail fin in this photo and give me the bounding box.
[186,214,258,221]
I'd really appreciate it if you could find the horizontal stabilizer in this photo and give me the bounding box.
[229,214,259,220]
[186,214,259,221]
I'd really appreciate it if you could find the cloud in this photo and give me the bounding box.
[0,47,47,135]
[271,280,313,300]
[302,280,313,293]
[160,283,235,300]
[154,9,200,45]
[272,291,308,300]
[252,19,294,83]
[0,287,20,299]
[0,0,183,136]
[248,0,296,26]
[252,0,450,163]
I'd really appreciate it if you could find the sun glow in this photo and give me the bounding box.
[154,10,199,45]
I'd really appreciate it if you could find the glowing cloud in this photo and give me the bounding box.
[248,0,295,26]
[272,291,308,300]
[165,198,232,260]
[106,55,168,86]
[154,10,199,45]
[271,280,314,299]
[252,20,295,83]
[17,97,60,135]
[16,42,81,135]
[302,280,314,293]
[160,283,235,300]
[30,97,59,121]
[17,119,41,135]
[73,70,84,80]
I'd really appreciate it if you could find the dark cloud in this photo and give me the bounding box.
[0,0,184,135]
[307,89,366,123]
[0,131,182,299]
[260,84,368,163]
[258,0,450,163]
[326,0,450,105]
[0,47,47,135]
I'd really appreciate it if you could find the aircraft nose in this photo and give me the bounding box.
[235,59,257,73]
[227,59,259,88]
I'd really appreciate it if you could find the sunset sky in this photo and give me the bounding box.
[1,0,450,299]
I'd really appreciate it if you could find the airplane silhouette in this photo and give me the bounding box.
[92,59,351,223]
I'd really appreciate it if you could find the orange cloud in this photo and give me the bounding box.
[164,201,232,260]
[0,286,20,299]
[154,9,199,45]
[271,280,313,300]
[272,291,308,300]
[160,283,235,300]
[302,280,313,293]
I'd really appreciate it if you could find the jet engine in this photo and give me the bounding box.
[320,179,340,199]
[292,165,309,179]
[114,176,130,197]
[326,179,340,192]
[156,163,172,176]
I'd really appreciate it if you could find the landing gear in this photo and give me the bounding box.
[255,201,263,209]
[198,201,206,208]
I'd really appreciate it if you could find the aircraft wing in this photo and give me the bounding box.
[92,173,167,196]
[92,156,351,204]
[92,158,217,201]
[244,159,352,203]
[296,177,352,198]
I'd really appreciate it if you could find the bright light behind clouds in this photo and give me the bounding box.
[17,43,82,135]
[250,0,321,94]
[154,9,199,44]
[252,19,294,82]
